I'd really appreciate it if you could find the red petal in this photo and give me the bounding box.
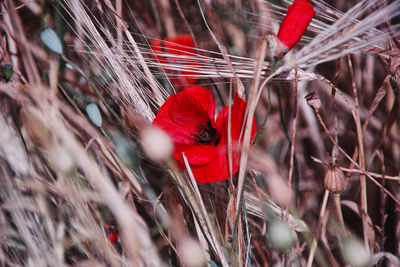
[152,85,215,150]
[214,94,257,176]
[163,34,196,55]
[189,95,257,183]
[150,39,167,65]
[189,145,232,183]
[105,225,118,244]
[174,145,216,166]
[150,34,200,88]
[171,75,199,89]
[277,0,315,49]
[215,94,257,144]
[107,232,118,244]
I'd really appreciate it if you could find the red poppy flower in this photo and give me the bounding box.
[105,225,118,244]
[152,85,257,184]
[151,34,200,88]
[277,0,315,50]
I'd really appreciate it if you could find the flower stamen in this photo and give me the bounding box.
[192,121,219,145]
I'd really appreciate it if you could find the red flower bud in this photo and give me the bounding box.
[277,0,315,50]
[105,225,118,244]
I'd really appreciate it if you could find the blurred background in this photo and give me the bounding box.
[0,0,399,266]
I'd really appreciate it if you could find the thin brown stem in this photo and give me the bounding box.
[333,193,346,233]
[330,59,341,154]
[156,0,176,37]
[314,111,400,206]
[311,157,400,181]
[306,189,330,267]
[288,68,298,188]
[116,0,123,49]
[102,0,165,106]
[347,55,369,252]
[377,152,387,252]
[345,75,391,180]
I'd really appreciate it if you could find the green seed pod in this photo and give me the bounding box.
[267,219,296,251]
[40,28,63,54]
[85,103,102,127]
[3,64,13,82]
[341,237,371,267]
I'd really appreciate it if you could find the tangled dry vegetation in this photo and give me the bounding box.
[1,0,400,266]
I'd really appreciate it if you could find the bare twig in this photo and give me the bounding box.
[306,189,330,267]
[288,68,299,189]
[347,55,369,252]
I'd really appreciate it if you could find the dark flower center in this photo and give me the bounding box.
[192,121,220,145]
